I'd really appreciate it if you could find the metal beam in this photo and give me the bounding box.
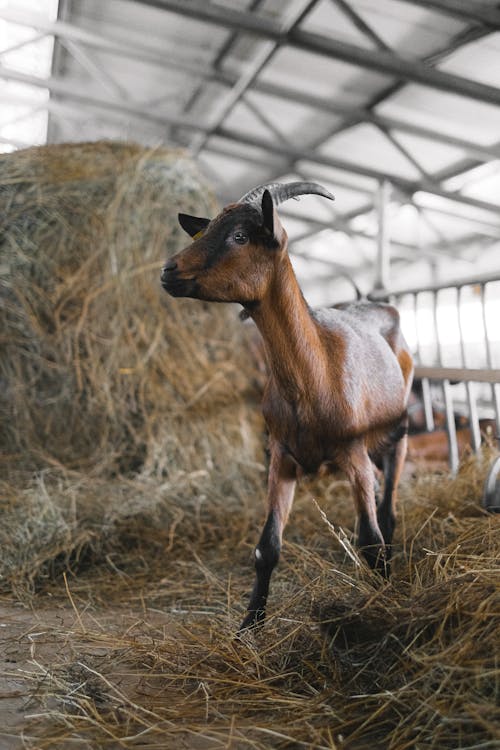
[426,135,500,212]
[216,126,500,216]
[289,243,359,275]
[360,23,492,114]
[415,366,500,384]
[370,269,500,298]
[281,209,418,252]
[190,0,320,154]
[374,123,432,179]
[143,0,500,243]
[4,7,500,164]
[182,0,267,115]
[329,0,390,51]
[414,200,500,236]
[221,8,500,227]
[241,94,292,146]
[0,31,48,56]
[280,208,491,258]
[302,189,500,243]
[58,38,130,101]
[374,180,391,290]
[252,80,500,163]
[0,8,200,74]
[253,18,495,192]
[0,65,201,128]
[2,64,500,219]
[298,17,493,185]
[395,0,500,28]
[131,0,500,106]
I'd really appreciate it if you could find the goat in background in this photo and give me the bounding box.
[161,182,414,631]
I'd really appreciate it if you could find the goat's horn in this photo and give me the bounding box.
[239,181,335,206]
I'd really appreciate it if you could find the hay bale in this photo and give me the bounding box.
[0,141,263,477]
[0,142,266,591]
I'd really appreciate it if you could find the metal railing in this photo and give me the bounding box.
[370,271,500,475]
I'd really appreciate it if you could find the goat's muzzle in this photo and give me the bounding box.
[161,260,196,298]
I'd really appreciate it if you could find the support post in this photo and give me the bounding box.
[443,379,460,475]
[457,286,481,453]
[374,180,391,293]
[480,284,500,439]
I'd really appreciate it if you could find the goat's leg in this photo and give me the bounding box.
[377,428,408,552]
[342,443,387,575]
[239,443,296,631]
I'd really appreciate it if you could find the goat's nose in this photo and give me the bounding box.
[161,259,177,281]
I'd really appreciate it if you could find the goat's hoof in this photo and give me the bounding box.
[362,545,391,578]
[379,557,391,579]
[376,551,391,578]
[237,609,265,634]
[377,513,396,546]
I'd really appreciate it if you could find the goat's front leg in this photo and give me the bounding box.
[239,442,297,631]
[341,443,388,575]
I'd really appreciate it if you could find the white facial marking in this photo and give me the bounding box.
[255,548,262,560]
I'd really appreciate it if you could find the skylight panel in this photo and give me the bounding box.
[0,0,58,152]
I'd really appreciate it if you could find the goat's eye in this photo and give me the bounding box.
[233,231,248,245]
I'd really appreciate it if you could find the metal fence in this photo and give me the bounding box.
[370,271,500,478]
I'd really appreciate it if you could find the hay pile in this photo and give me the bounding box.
[0,140,263,475]
[0,141,265,591]
[8,453,499,749]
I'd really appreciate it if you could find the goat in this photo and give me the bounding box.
[161,182,414,631]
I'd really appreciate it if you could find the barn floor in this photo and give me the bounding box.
[0,459,499,750]
[0,597,175,750]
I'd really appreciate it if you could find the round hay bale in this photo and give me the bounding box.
[0,141,264,478]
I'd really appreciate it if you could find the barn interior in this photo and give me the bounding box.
[1,1,499,748]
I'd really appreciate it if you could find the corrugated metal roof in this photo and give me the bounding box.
[1,0,499,301]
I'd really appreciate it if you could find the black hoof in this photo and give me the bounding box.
[377,511,396,546]
[362,544,391,578]
[238,609,265,633]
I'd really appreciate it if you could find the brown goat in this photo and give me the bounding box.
[161,182,414,630]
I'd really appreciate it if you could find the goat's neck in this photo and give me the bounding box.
[248,254,326,400]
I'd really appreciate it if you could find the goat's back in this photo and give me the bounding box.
[318,301,408,357]
[314,301,414,411]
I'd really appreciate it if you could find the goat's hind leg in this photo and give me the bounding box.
[377,417,409,556]
[239,443,296,632]
[341,443,387,575]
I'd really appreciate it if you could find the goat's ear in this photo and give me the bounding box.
[178,213,210,238]
[261,189,285,247]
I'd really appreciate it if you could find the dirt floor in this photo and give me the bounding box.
[0,596,188,750]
